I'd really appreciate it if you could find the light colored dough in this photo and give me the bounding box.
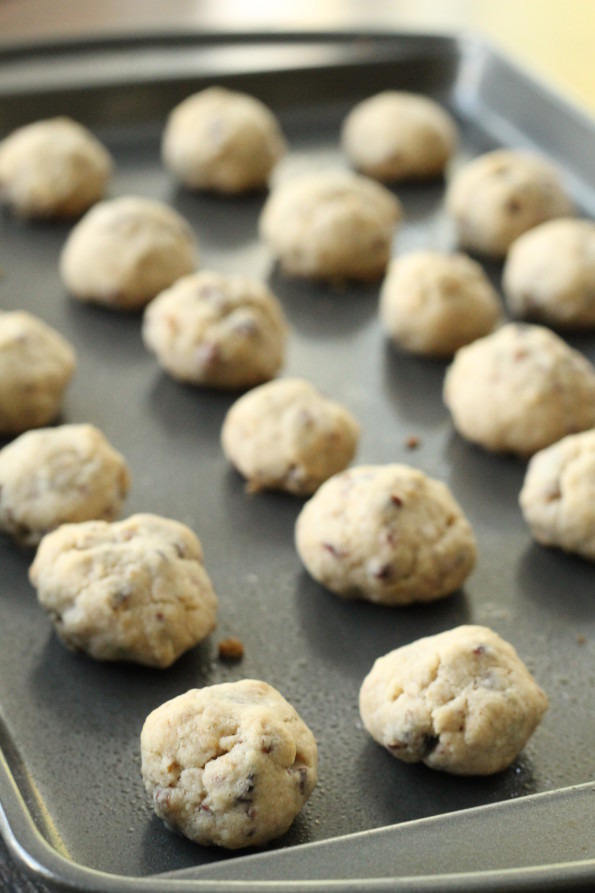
[221,378,360,494]
[443,322,595,457]
[140,679,318,848]
[0,310,76,433]
[295,464,477,605]
[142,270,288,388]
[59,196,199,310]
[0,423,130,546]
[0,116,112,219]
[379,251,501,357]
[359,625,549,775]
[162,86,286,194]
[29,513,218,667]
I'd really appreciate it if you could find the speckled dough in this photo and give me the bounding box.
[162,86,286,194]
[341,90,457,182]
[29,513,218,667]
[295,464,477,605]
[379,251,501,357]
[0,116,112,219]
[503,218,595,328]
[142,270,288,388]
[0,310,76,433]
[443,323,595,457]
[259,170,401,282]
[140,679,318,848]
[446,149,573,257]
[0,423,130,546]
[359,625,549,775]
[221,378,360,495]
[59,196,199,310]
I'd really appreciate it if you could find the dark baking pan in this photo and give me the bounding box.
[0,30,594,893]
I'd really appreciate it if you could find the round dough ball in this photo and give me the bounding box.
[0,116,112,219]
[446,149,573,257]
[503,218,595,329]
[142,270,288,389]
[259,170,402,283]
[359,625,549,775]
[0,310,76,433]
[29,513,218,667]
[295,464,477,605]
[443,322,595,457]
[162,86,286,194]
[341,90,457,182]
[379,251,501,357]
[221,378,360,495]
[59,196,199,310]
[0,423,130,546]
[140,679,318,848]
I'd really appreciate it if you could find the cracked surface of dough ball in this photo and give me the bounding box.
[140,679,318,848]
[221,378,360,494]
[503,218,595,328]
[29,513,218,667]
[259,170,401,282]
[142,270,288,388]
[0,423,130,545]
[341,90,457,182]
[0,310,76,433]
[59,196,199,310]
[162,86,286,193]
[446,149,573,257]
[443,323,595,457]
[0,116,112,218]
[295,464,476,605]
[359,625,548,775]
[379,251,501,357]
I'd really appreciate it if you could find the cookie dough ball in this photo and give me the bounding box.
[341,90,457,182]
[295,464,476,605]
[359,625,549,775]
[162,86,286,194]
[140,679,318,848]
[142,270,288,389]
[379,251,501,357]
[446,149,573,257]
[503,218,595,329]
[221,378,360,495]
[29,513,218,667]
[259,170,401,283]
[0,423,130,546]
[59,196,199,310]
[0,310,76,433]
[443,323,595,457]
[0,116,112,219]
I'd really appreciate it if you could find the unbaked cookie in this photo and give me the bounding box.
[503,218,595,328]
[0,116,112,219]
[0,310,76,433]
[140,679,318,848]
[59,196,199,310]
[359,625,548,775]
[221,378,360,494]
[443,322,595,457]
[259,170,402,282]
[29,513,218,667]
[379,251,501,357]
[0,423,130,546]
[446,149,573,257]
[341,90,457,182]
[142,270,288,388]
[162,86,286,194]
[295,464,477,605]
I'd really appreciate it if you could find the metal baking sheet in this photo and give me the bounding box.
[0,31,594,893]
